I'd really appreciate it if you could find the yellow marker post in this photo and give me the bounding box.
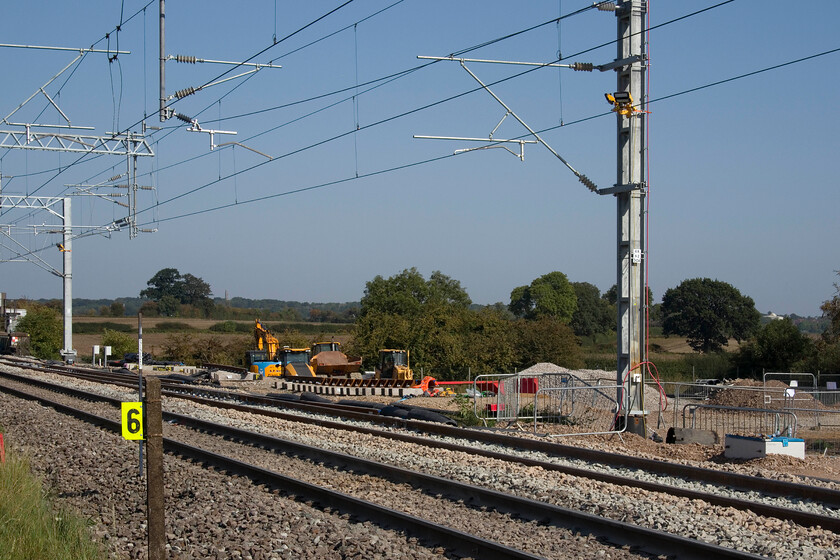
[121,402,144,440]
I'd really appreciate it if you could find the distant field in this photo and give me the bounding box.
[72,316,351,361]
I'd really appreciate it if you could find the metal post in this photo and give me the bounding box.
[614,0,647,435]
[137,313,144,477]
[144,377,165,560]
[60,197,75,363]
[159,0,167,121]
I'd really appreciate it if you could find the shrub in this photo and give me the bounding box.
[101,329,136,360]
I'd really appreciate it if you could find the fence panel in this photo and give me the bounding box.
[535,383,625,437]
[682,404,798,440]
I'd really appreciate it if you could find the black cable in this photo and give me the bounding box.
[133,44,840,229]
[7,0,739,233]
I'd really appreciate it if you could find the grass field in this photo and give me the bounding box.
[0,445,105,560]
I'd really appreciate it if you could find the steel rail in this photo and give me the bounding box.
[0,380,766,560]
[2,369,838,535]
[4,363,840,510]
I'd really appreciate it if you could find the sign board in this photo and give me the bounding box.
[121,402,144,440]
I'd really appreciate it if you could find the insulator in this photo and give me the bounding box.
[175,87,196,99]
[572,62,594,72]
[595,1,617,11]
[175,54,197,64]
[175,113,193,123]
[108,174,122,182]
[579,174,598,193]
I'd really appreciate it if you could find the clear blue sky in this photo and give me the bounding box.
[1,1,837,316]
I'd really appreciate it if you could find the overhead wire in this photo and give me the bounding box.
[135,1,741,215]
[3,0,772,257]
[5,0,593,189]
[3,0,361,229]
[12,37,838,261]
[126,43,840,231]
[6,0,741,241]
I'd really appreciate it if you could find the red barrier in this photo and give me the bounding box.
[0,433,4,463]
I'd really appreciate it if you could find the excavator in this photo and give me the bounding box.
[247,320,315,377]
[310,341,362,376]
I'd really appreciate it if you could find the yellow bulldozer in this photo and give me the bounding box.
[375,349,413,382]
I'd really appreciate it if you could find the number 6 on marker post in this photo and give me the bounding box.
[121,402,144,440]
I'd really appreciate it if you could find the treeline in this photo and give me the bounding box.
[30,297,360,324]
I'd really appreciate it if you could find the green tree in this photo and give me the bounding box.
[351,269,473,378]
[140,268,213,317]
[109,301,125,317]
[359,268,470,318]
[514,317,583,369]
[570,282,613,341]
[509,271,577,323]
[181,273,213,306]
[140,268,183,301]
[157,295,180,317]
[734,318,812,375]
[662,278,760,353]
[102,329,136,360]
[16,304,62,359]
[461,306,518,377]
[822,270,840,338]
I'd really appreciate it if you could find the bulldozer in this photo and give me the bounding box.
[309,341,362,376]
[375,349,413,382]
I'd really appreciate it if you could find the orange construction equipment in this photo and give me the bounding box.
[416,375,440,396]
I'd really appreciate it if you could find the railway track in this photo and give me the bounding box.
[6,358,840,515]
[0,369,770,559]
[4,359,840,556]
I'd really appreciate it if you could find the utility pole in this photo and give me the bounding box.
[60,197,75,363]
[159,0,167,121]
[610,0,647,435]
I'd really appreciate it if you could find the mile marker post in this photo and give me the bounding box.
[144,377,165,560]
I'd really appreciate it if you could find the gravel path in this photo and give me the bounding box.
[2,363,840,559]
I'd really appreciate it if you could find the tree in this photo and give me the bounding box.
[359,268,471,319]
[140,268,213,317]
[140,268,183,301]
[514,317,583,369]
[109,301,125,317]
[734,318,812,374]
[16,304,62,359]
[508,271,577,323]
[661,278,760,353]
[352,269,473,378]
[570,282,613,341]
[181,273,213,306]
[822,270,840,338]
[102,329,136,360]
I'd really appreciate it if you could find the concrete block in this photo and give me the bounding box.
[724,434,805,460]
[666,427,719,445]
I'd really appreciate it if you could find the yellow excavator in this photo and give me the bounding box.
[247,320,315,377]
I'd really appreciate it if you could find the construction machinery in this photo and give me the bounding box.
[279,347,316,377]
[375,349,413,381]
[310,341,362,376]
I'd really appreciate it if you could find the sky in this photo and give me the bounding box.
[0,0,837,317]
